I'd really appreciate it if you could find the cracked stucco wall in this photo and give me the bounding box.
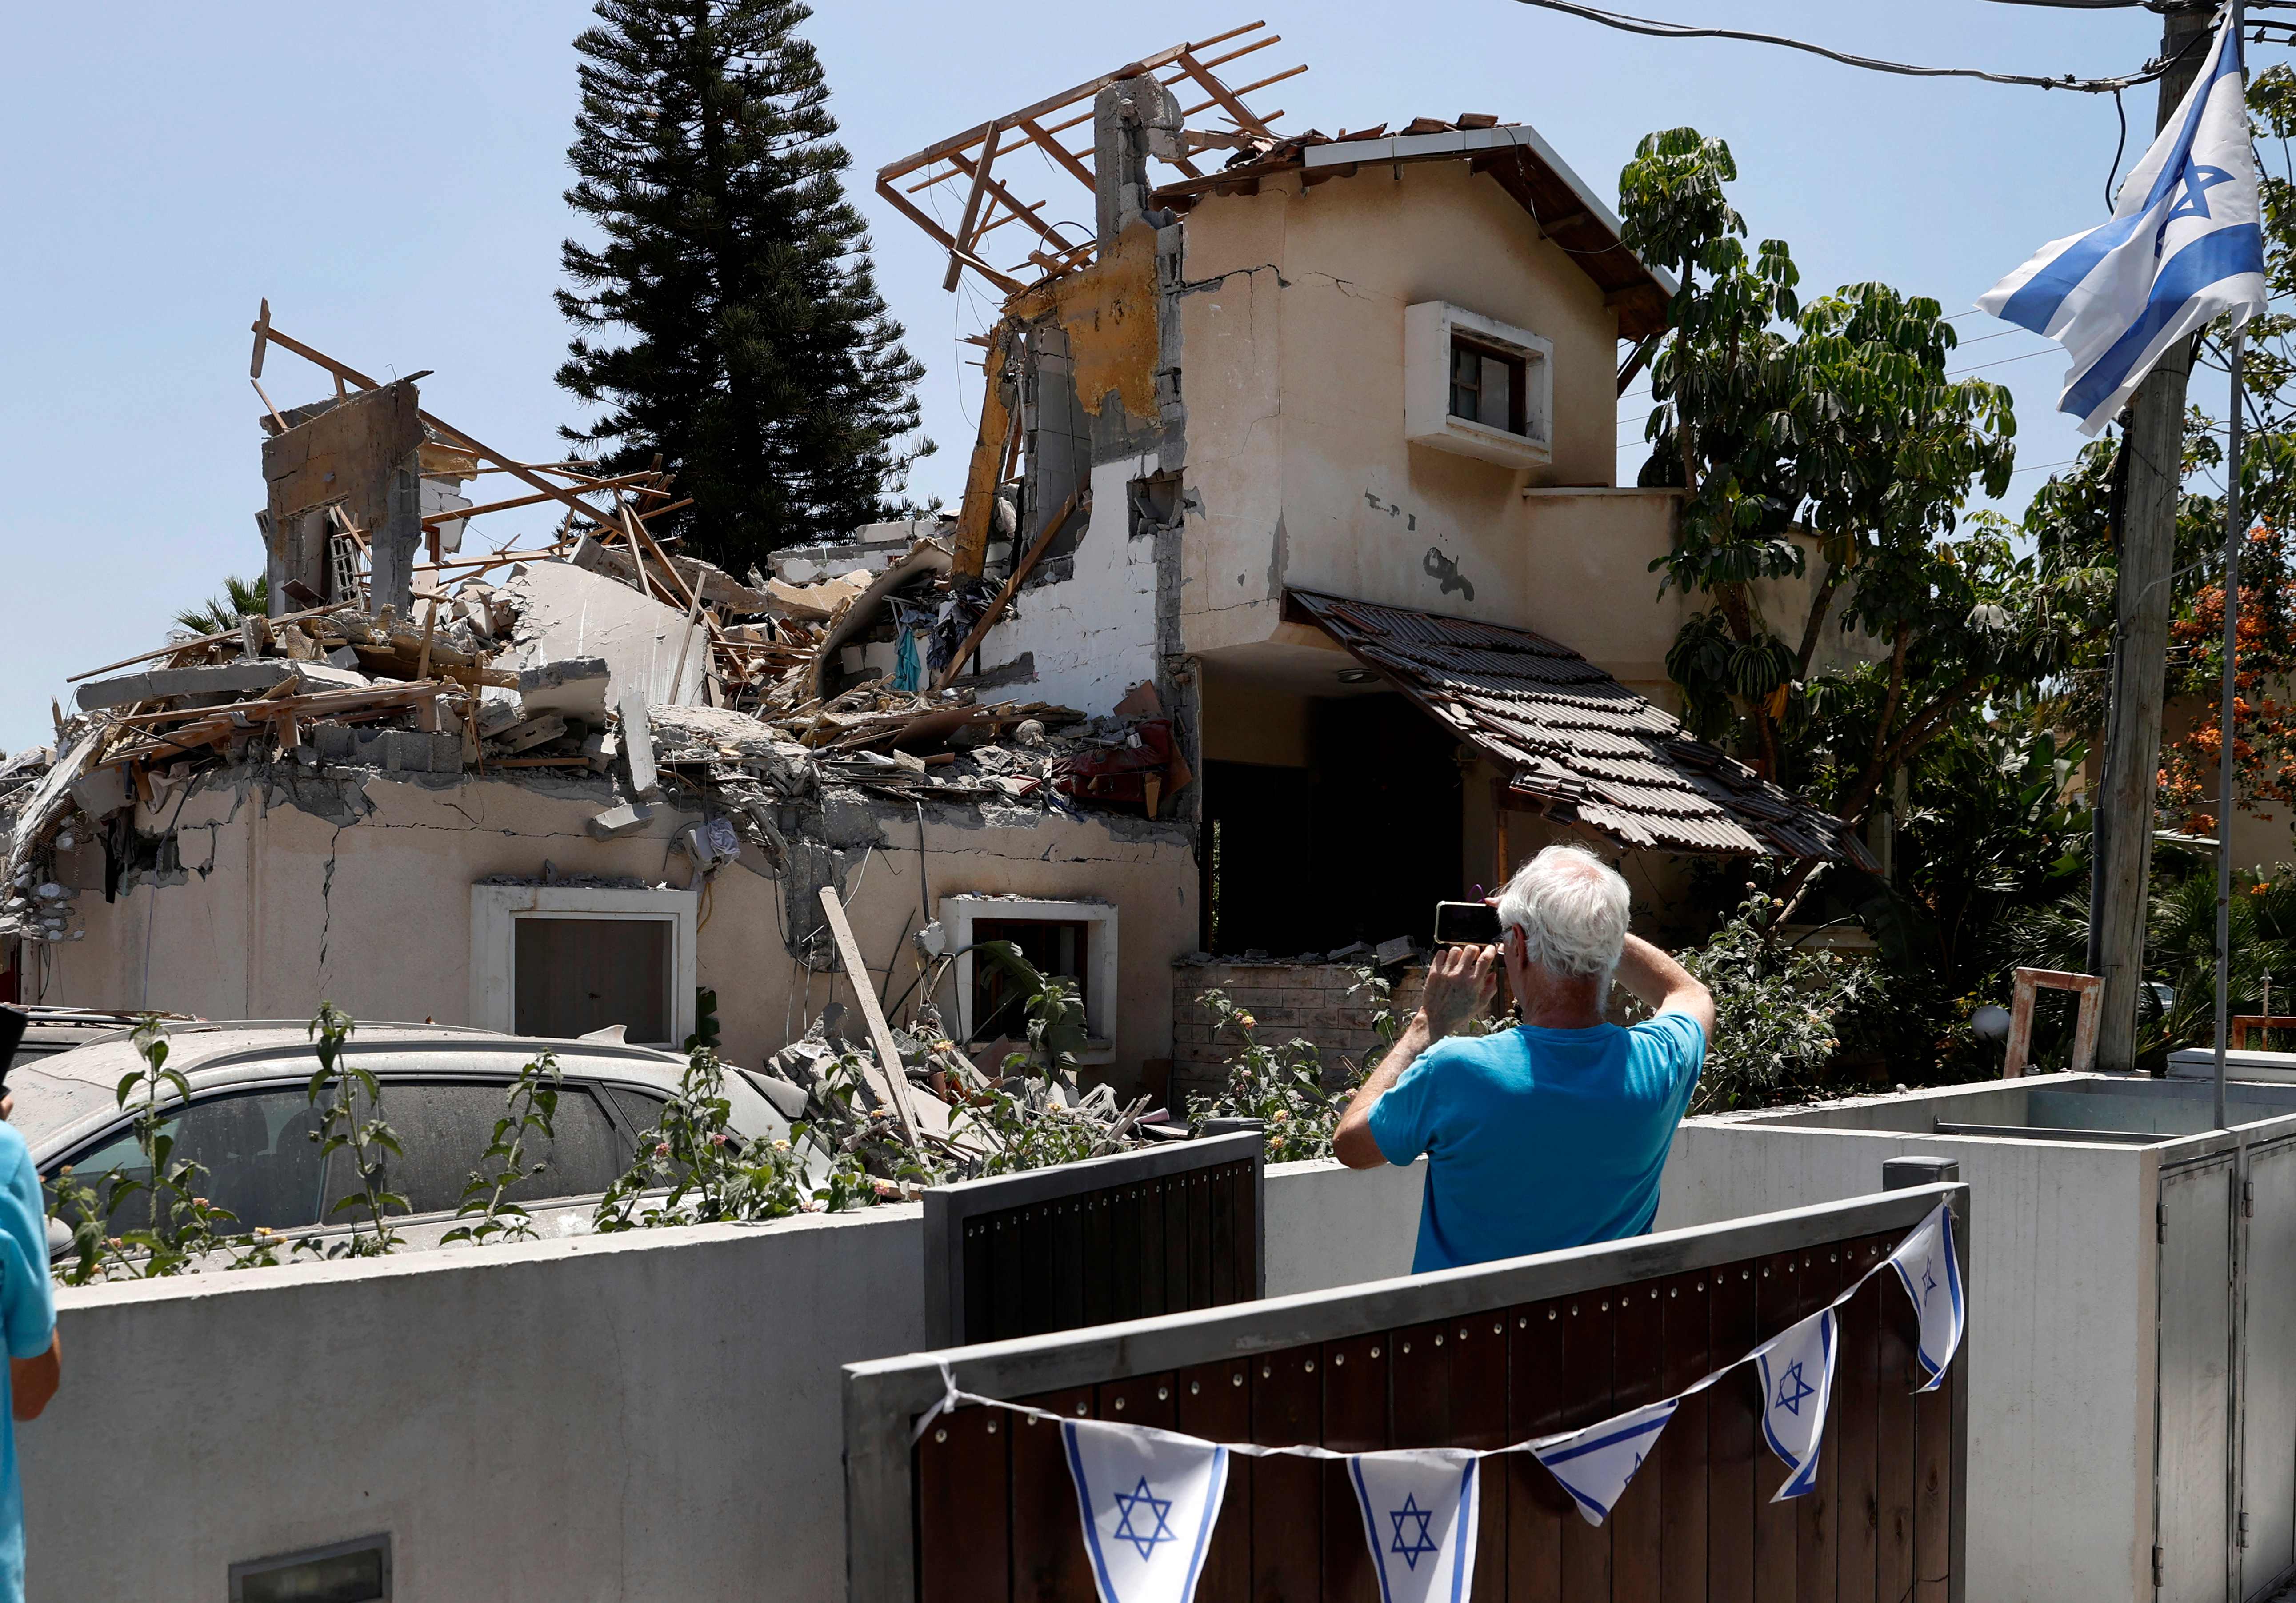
[33,764,1196,1085]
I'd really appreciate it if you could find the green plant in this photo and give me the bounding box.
[1673,894,1888,1113]
[172,574,269,636]
[45,1165,126,1286]
[304,1002,407,1257]
[976,942,1089,1082]
[592,1045,810,1230]
[442,1051,564,1247]
[1184,969,1408,1163]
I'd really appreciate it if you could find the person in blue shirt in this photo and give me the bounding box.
[1334,843,1714,1273]
[0,1082,59,1603]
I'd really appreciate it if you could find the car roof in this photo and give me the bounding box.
[13,1021,694,1160]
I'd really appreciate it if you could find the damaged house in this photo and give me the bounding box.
[4,28,1868,1106]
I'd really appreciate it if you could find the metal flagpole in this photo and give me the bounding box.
[2216,323,2247,1130]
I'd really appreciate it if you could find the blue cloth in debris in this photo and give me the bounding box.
[0,1124,54,1603]
[1367,1012,1704,1273]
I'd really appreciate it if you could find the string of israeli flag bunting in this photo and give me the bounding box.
[912,1202,1964,1603]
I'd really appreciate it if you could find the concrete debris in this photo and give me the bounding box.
[586,800,655,840]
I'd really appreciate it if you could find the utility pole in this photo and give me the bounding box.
[2092,0,2216,1072]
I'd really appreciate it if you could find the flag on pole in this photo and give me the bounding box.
[1755,1308,1839,1501]
[1346,1450,1482,1603]
[1061,1417,1232,1603]
[1977,6,2265,433]
[1887,1202,1968,1392]
[1527,1397,1679,1527]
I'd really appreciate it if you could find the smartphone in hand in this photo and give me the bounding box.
[1432,901,1501,947]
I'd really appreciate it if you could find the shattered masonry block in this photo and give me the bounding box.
[516,657,611,722]
[75,660,298,713]
[324,646,363,671]
[67,766,131,821]
[587,801,654,840]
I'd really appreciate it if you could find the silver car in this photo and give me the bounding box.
[13,1021,800,1253]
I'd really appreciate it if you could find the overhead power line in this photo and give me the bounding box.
[1507,0,2200,92]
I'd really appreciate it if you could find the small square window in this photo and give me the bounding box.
[230,1535,390,1603]
[1449,339,1527,437]
[971,917,1092,1042]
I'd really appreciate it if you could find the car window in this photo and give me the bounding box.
[602,1085,669,1140]
[321,1082,623,1219]
[50,1088,328,1234]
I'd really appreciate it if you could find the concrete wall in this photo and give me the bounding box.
[17,1157,1423,1601]
[1656,1104,2160,1603]
[32,763,1196,1090]
[1169,959,1426,1106]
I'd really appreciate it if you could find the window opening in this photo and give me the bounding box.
[971,917,1090,1042]
[1449,337,1527,437]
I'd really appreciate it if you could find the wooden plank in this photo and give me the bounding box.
[1657,1267,1711,1603]
[1175,1357,1252,1599]
[962,1215,993,1347]
[1097,1369,1176,1431]
[1709,1258,1760,1603]
[988,1211,1024,1344]
[816,885,923,1144]
[1108,1182,1143,1324]
[874,35,1206,177]
[1079,1188,1113,1329]
[1185,1168,1214,1312]
[1753,1251,1803,1603]
[1558,1290,1614,1603]
[1138,1177,1168,1318]
[1875,1246,1917,1603]
[1019,1203,1055,1337]
[1208,1158,1237,1307]
[1175,48,1273,136]
[1048,1194,1084,1334]
[1250,1343,1323,1601]
[1010,1386,1094,1602]
[1911,1332,1952,1602]
[1321,1332,1387,1603]
[1796,1250,1840,1603]
[914,1398,1010,1603]
[1161,1168,1189,1313]
[1509,1297,1570,1603]
[1015,114,1096,189]
[944,123,1008,291]
[1391,1309,1508,1599]
[1612,1276,1667,1600]
[1834,1238,1886,1603]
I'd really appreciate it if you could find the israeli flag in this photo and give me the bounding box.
[1755,1307,1839,1501]
[1978,7,2265,433]
[1528,1397,1678,1527]
[1346,1450,1480,1603]
[1887,1202,1968,1392]
[1060,1417,1231,1603]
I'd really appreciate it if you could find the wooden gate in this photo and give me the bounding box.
[850,1183,1967,1602]
[923,1130,1264,1347]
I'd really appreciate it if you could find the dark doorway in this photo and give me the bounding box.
[1200,693,1464,955]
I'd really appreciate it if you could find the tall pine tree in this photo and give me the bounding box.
[556,0,929,568]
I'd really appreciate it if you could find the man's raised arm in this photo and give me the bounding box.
[1615,932,1715,1038]
[1332,944,1497,1170]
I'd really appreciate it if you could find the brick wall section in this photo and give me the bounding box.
[1170,960,1425,1109]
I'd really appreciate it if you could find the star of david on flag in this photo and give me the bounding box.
[1527,1397,1680,1527]
[1754,1307,1839,1502]
[1346,1449,1481,1603]
[1977,6,2265,432]
[1886,1202,1967,1393]
[1060,1418,1230,1603]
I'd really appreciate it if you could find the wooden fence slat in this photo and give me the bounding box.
[1322,1334,1388,1602]
[989,1214,1024,1342]
[1162,1174,1190,1313]
[1753,1251,1800,1603]
[1176,1359,1252,1600]
[1080,1193,1114,1329]
[1507,1298,1571,1603]
[1139,1181,1168,1319]
[1613,1277,1667,1601]
[1912,1330,1953,1603]
[963,1218,993,1351]
[1657,1268,1712,1603]
[1050,1199,1085,1334]
[916,1397,1011,1603]
[1011,1387,1095,1602]
[1209,1165,1237,1307]
[1796,1249,1841,1603]
[1875,1246,1918,1603]
[1835,1240,1885,1603]
[1251,1345,1324,1601]
[1187,1172,1215,1311]
[1559,1290,1615,1603]
[1708,1258,1759,1603]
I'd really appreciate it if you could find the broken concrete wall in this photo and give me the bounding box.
[33,760,1196,1088]
[1170,958,1427,1108]
[260,380,425,616]
[502,559,708,709]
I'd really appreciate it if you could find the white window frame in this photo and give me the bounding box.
[469,884,697,1048]
[940,895,1118,1066]
[1404,301,1554,468]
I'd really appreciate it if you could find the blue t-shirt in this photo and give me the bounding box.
[1367,1012,1706,1273]
[0,1125,55,1603]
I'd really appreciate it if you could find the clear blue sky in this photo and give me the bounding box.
[0,0,2190,755]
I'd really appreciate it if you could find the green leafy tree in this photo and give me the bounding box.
[556,0,929,569]
[172,575,268,637]
[1619,129,2090,865]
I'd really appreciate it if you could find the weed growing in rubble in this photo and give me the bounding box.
[592,1046,810,1230]
[442,1050,563,1247]
[1187,968,1408,1163]
[305,1002,408,1257]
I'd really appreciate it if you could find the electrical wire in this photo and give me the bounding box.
[1505,0,2203,92]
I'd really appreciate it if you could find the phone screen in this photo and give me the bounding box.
[1432,901,1502,947]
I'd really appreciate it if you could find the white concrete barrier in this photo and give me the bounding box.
[19,1157,1428,1600]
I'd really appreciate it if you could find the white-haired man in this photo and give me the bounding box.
[1334,844,1715,1272]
